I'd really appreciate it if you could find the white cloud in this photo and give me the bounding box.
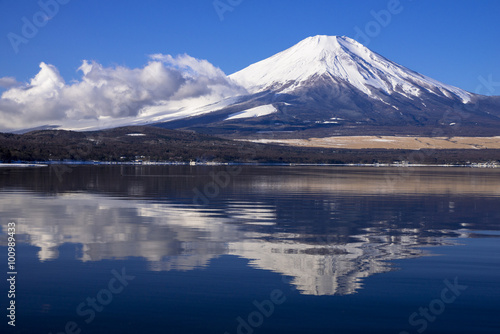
[0,55,246,131]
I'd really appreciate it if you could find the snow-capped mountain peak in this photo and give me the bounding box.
[230,35,471,103]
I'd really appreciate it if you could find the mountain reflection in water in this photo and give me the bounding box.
[1,166,499,296]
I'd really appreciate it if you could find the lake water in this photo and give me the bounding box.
[1,165,499,334]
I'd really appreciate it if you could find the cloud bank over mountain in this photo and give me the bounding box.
[0,54,245,131]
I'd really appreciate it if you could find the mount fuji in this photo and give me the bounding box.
[231,35,471,102]
[159,35,500,138]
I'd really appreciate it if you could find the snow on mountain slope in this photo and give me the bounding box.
[230,35,471,103]
[225,104,277,121]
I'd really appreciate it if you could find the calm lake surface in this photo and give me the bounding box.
[1,165,499,334]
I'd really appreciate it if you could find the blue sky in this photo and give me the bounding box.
[0,0,499,93]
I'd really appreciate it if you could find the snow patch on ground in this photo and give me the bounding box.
[225,105,277,121]
[371,138,395,142]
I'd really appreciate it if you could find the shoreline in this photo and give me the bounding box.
[1,161,499,168]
